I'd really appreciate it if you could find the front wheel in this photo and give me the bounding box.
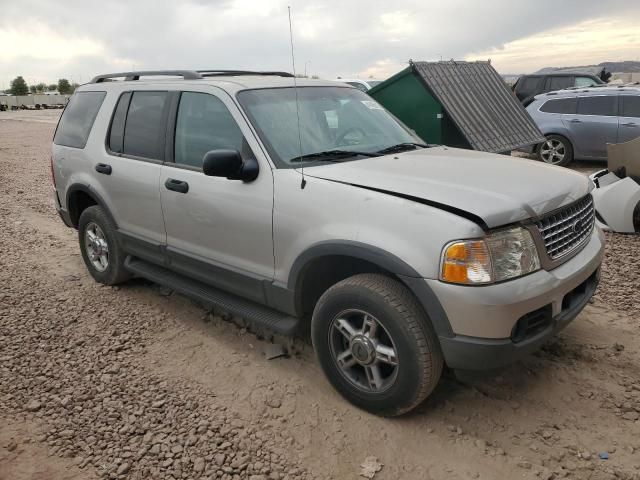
[538,134,573,166]
[311,274,443,416]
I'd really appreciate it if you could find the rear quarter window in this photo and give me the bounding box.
[539,97,577,114]
[53,91,106,149]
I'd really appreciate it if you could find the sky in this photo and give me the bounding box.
[1,0,639,88]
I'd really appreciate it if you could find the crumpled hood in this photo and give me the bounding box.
[305,146,591,228]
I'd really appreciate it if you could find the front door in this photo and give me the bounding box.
[568,95,619,158]
[159,89,274,303]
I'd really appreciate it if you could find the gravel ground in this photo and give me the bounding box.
[1,110,640,480]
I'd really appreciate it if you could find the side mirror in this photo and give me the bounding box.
[202,149,259,182]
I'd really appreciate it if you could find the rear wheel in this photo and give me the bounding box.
[78,206,130,285]
[538,134,573,166]
[311,274,443,416]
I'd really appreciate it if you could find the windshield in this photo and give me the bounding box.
[237,87,421,167]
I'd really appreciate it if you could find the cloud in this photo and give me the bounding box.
[467,15,640,73]
[0,0,639,86]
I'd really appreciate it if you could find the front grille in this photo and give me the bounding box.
[534,195,595,260]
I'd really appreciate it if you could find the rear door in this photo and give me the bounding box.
[159,88,274,303]
[618,95,640,143]
[98,89,171,262]
[568,95,619,158]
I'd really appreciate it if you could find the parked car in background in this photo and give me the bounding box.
[527,85,640,166]
[513,73,605,106]
[333,78,383,92]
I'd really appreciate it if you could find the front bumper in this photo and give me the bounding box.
[425,228,604,370]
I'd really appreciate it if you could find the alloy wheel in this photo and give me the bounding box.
[540,138,566,165]
[328,309,399,393]
[84,222,109,272]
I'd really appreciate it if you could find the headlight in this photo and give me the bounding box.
[440,227,540,285]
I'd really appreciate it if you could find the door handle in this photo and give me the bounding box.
[568,119,582,123]
[621,122,638,127]
[164,178,189,194]
[95,163,112,175]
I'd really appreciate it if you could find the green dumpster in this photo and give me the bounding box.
[368,60,544,153]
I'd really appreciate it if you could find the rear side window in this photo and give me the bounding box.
[122,91,168,159]
[621,96,640,117]
[577,96,618,116]
[540,97,577,114]
[174,92,249,168]
[54,91,106,148]
[548,76,573,91]
[108,92,132,154]
[517,76,540,96]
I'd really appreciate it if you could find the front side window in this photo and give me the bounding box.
[54,91,106,149]
[577,96,618,116]
[237,87,420,167]
[540,97,577,114]
[123,91,168,159]
[174,92,248,168]
[621,96,640,118]
[575,76,598,87]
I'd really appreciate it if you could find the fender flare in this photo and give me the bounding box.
[65,183,118,229]
[286,240,454,337]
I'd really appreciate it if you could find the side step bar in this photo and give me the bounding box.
[124,257,300,336]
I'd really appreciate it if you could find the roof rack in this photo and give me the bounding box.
[197,70,294,78]
[90,70,203,83]
[90,69,294,83]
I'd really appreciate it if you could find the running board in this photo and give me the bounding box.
[124,257,300,336]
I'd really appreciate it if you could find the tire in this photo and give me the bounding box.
[78,205,130,285]
[311,273,443,416]
[538,134,573,167]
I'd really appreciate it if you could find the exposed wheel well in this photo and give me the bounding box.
[67,190,98,228]
[296,255,394,320]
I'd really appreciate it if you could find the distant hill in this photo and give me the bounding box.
[597,61,640,73]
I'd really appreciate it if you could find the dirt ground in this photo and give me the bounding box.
[1,110,639,480]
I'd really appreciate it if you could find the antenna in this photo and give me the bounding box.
[288,6,306,189]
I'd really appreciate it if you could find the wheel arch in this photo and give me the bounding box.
[66,184,118,229]
[286,241,453,337]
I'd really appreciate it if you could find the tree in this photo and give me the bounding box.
[70,83,80,93]
[35,82,47,93]
[57,78,72,94]
[47,84,57,92]
[9,76,28,96]
[29,85,37,94]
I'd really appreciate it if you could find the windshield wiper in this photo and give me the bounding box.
[376,142,430,154]
[290,150,380,163]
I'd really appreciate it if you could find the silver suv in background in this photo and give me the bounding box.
[52,70,603,416]
[527,86,640,166]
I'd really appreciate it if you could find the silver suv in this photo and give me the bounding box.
[527,85,640,166]
[52,70,604,416]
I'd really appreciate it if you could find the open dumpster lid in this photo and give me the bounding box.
[405,60,544,153]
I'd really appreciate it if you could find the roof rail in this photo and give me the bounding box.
[90,70,203,83]
[89,69,295,83]
[196,70,294,78]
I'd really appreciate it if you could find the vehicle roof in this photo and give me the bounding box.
[533,84,640,101]
[77,75,349,94]
[521,72,601,78]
